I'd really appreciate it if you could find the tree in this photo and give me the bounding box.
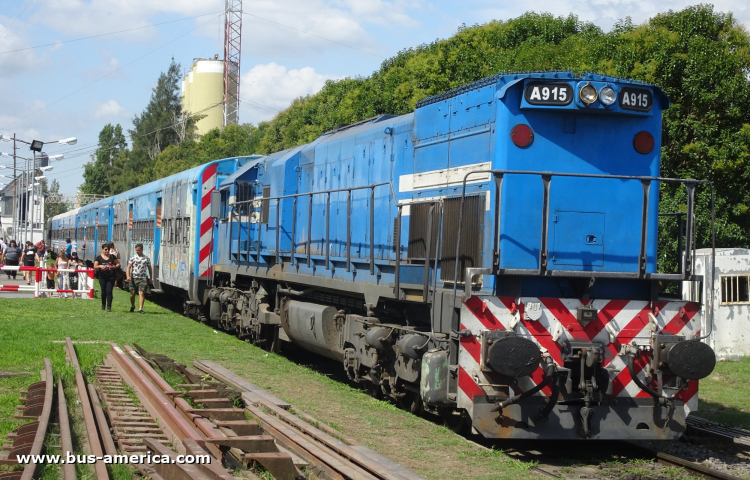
[81,123,127,195]
[115,58,198,192]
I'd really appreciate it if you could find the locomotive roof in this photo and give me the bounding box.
[416,70,668,108]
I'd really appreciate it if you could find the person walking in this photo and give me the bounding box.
[94,244,119,312]
[2,240,21,279]
[109,242,124,288]
[65,238,72,256]
[56,251,70,298]
[126,243,152,314]
[20,241,37,285]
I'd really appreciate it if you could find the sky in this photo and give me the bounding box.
[0,0,747,195]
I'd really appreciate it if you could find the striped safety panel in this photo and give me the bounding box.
[198,163,218,277]
[458,297,701,416]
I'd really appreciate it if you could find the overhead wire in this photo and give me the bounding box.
[0,102,224,187]
[0,12,224,131]
[0,10,224,56]
[0,0,35,43]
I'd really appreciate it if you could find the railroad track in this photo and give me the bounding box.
[0,359,55,480]
[103,343,426,480]
[651,449,745,480]
[687,416,750,448]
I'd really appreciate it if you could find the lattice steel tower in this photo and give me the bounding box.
[223,0,242,126]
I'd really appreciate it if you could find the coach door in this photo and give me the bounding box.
[127,202,133,259]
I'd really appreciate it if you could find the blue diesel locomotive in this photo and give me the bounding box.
[48,71,716,440]
[207,72,716,439]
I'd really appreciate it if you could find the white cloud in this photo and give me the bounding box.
[33,0,220,40]
[82,50,126,82]
[334,0,421,28]
[239,62,341,124]
[0,16,43,76]
[93,99,128,119]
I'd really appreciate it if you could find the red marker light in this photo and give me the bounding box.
[633,131,654,155]
[511,124,534,148]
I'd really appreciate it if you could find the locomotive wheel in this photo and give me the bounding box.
[397,391,424,416]
[443,411,470,434]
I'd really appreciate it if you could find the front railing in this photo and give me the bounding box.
[450,169,715,302]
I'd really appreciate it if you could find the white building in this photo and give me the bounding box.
[684,248,750,360]
[0,176,45,243]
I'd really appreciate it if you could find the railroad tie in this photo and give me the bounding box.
[95,366,170,454]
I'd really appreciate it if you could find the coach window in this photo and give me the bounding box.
[721,275,750,304]
[237,182,252,215]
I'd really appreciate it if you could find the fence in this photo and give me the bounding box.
[0,265,94,298]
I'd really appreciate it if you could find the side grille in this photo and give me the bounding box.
[261,185,271,224]
[441,195,483,283]
[407,203,440,260]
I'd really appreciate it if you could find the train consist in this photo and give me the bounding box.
[48,71,716,440]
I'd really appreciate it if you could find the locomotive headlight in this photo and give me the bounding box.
[579,84,598,105]
[600,86,616,106]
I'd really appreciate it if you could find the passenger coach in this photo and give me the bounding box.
[46,156,259,302]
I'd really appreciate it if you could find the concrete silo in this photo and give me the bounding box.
[181,55,238,136]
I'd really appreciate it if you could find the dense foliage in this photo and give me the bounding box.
[82,5,750,264]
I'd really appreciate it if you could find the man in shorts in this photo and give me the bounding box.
[126,243,153,314]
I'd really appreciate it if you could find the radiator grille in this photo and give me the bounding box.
[441,195,483,283]
[407,203,440,260]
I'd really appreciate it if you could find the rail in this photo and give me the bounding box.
[66,338,109,480]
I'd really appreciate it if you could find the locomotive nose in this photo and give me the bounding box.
[663,340,716,380]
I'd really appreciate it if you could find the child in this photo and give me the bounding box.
[46,263,56,292]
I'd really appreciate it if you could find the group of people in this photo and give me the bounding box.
[94,242,153,313]
[0,237,154,313]
[1,239,49,283]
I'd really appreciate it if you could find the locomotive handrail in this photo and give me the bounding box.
[450,168,716,341]
[228,180,445,278]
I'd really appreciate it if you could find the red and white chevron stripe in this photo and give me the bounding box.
[198,163,218,277]
[457,296,701,416]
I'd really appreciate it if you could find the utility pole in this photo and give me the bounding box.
[12,134,16,241]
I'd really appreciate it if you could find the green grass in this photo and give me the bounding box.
[697,357,750,428]
[0,291,542,480]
